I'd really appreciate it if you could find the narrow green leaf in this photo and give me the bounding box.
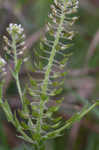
[21,121,29,130]
[10,68,17,79]
[15,59,22,73]
[18,131,34,144]
[2,100,13,122]
[48,106,59,112]
[51,121,61,129]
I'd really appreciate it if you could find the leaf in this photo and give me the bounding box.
[30,78,37,87]
[55,88,63,95]
[1,100,13,122]
[21,121,29,130]
[48,106,59,113]
[28,118,34,130]
[14,114,23,131]
[45,111,53,118]
[43,132,61,140]
[19,111,29,119]
[42,124,50,130]
[10,68,17,79]
[56,97,64,104]
[53,117,62,123]
[41,94,49,101]
[15,59,22,73]
[61,71,67,77]
[51,121,61,129]
[32,110,40,118]
[28,88,37,97]
[18,132,34,144]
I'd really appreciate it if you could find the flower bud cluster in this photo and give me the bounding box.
[4,23,26,58]
[7,23,25,40]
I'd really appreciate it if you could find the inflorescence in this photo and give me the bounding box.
[3,23,26,58]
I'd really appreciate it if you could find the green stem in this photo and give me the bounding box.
[34,143,45,150]
[16,74,23,105]
[12,35,23,105]
[45,102,99,137]
[36,0,66,139]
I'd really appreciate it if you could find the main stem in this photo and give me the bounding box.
[12,35,23,105]
[36,0,66,143]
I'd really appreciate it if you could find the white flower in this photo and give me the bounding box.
[5,23,26,57]
[7,23,25,40]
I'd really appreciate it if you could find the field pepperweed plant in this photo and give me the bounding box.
[0,0,99,150]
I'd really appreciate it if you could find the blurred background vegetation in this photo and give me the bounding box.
[0,0,99,149]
